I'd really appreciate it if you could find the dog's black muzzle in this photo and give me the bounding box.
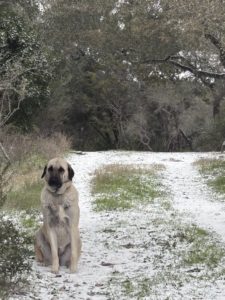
[48,176,62,190]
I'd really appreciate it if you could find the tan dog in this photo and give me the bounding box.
[34,157,81,273]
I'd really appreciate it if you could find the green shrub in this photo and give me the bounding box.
[0,219,32,299]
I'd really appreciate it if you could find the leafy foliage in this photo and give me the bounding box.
[0,1,52,130]
[0,219,32,299]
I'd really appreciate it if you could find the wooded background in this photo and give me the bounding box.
[1,0,225,151]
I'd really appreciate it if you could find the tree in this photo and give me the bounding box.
[0,0,52,198]
[38,0,216,150]
[0,1,52,130]
[139,0,225,118]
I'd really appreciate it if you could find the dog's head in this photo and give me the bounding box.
[41,158,74,193]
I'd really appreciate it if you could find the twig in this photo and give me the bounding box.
[0,142,11,173]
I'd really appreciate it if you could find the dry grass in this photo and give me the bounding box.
[1,130,72,211]
[1,129,72,163]
[93,163,165,175]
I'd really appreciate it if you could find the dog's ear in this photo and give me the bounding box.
[41,165,47,178]
[68,163,74,181]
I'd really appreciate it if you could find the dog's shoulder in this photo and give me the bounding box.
[41,185,47,200]
[65,184,79,203]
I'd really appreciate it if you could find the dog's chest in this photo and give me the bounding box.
[46,195,71,224]
[48,202,71,246]
[55,224,70,247]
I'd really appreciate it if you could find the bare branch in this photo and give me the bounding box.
[142,56,225,79]
[0,142,10,163]
[139,129,153,151]
[0,98,24,128]
[0,142,11,206]
[0,142,11,175]
[0,65,29,128]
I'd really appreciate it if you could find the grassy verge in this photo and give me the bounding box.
[194,158,225,195]
[3,155,46,211]
[5,181,43,211]
[91,164,166,211]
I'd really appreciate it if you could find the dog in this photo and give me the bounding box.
[34,157,81,273]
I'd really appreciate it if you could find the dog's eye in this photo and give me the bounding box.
[59,167,65,173]
[48,166,53,172]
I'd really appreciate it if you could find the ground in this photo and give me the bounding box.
[9,151,225,300]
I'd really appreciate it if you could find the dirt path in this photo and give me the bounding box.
[14,151,225,300]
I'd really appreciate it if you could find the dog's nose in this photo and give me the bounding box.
[48,177,62,189]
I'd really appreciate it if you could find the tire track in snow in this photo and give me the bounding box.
[161,152,225,242]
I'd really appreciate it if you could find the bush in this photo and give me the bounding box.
[0,219,32,299]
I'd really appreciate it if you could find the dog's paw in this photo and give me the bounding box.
[51,265,59,274]
[70,264,77,273]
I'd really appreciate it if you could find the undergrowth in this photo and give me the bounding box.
[0,219,32,299]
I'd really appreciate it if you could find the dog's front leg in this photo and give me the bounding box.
[47,228,59,274]
[70,226,80,273]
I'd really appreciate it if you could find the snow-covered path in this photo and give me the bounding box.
[14,151,225,300]
[163,153,225,242]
